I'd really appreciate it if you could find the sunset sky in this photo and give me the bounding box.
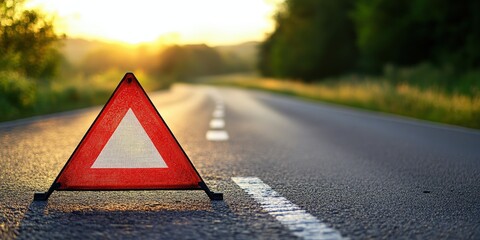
[26,0,280,45]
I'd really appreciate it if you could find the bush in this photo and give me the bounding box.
[383,63,480,96]
[0,71,37,120]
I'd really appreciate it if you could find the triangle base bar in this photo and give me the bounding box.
[33,182,223,201]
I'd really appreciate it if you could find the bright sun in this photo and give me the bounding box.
[27,0,279,45]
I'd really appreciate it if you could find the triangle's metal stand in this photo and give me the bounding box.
[33,183,59,201]
[199,181,223,200]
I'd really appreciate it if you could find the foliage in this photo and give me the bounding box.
[383,63,480,96]
[0,71,36,119]
[78,46,137,76]
[259,0,357,81]
[0,0,62,80]
[0,0,65,121]
[152,44,230,82]
[260,0,480,81]
[352,0,480,73]
[64,39,255,83]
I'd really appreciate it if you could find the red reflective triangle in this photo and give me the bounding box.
[54,73,203,190]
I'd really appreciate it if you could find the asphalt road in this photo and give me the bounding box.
[1,84,479,239]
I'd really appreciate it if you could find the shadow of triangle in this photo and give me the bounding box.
[18,199,247,239]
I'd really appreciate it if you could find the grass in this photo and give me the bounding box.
[2,69,479,129]
[196,73,480,129]
[0,69,170,122]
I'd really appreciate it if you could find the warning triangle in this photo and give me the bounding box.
[34,73,222,201]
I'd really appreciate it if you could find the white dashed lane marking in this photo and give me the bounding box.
[232,177,344,240]
[206,130,229,141]
[209,119,225,129]
[213,109,224,118]
[207,89,228,141]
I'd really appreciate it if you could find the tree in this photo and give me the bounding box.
[259,0,358,81]
[153,44,226,81]
[352,0,480,72]
[0,0,62,80]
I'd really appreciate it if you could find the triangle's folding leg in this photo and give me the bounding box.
[199,181,223,201]
[33,182,60,201]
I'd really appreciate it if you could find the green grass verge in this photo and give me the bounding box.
[196,73,480,129]
[0,69,169,122]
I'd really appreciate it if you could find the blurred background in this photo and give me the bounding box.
[1,0,479,128]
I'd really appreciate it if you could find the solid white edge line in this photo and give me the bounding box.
[232,177,344,240]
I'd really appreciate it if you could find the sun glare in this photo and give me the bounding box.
[26,0,279,45]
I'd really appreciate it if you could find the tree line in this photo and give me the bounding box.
[259,0,480,82]
[148,44,253,82]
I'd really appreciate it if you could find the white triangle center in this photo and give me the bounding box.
[91,108,168,168]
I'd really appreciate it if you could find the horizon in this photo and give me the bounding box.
[62,36,262,48]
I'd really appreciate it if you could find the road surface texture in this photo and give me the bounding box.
[1,84,479,239]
